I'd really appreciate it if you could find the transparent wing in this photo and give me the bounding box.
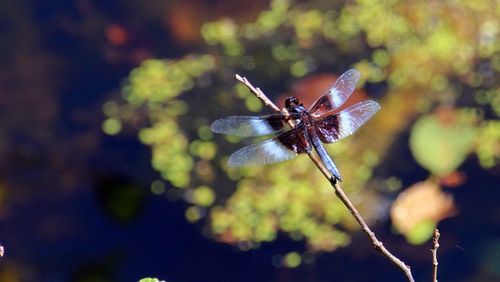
[211,115,289,137]
[337,100,380,140]
[227,126,311,167]
[315,100,380,143]
[228,138,298,167]
[309,69,361,117]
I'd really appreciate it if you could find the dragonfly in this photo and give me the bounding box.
[211,69,380,182]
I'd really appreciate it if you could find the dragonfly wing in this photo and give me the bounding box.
[315,100,380,143]
[228,125,311,167]
[228,139,298,167]
[211,115,290,137]
[309,69,361,117]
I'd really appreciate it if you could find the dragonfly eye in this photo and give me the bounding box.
[285,96,300,110]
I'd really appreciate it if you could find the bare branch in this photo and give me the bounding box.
[307,151,415,282]
[432,228,441,282]
[330,177,415,282]
[235,74,282,113]
[235,74,415,282]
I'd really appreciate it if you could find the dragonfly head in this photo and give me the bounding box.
[285,96,304,113]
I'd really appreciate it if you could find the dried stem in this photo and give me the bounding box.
[331,178,415,282]
[235,74,282,113]
[235,74,415,282]
[308,151,415,282]
[432,229,441,282]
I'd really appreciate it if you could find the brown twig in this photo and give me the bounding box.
[432,228,441,282]
[331,177,415,282]
[235,74,415,282]
[235,74,282,113]
[308,151,415,282]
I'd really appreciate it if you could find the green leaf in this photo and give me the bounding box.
[407,220,436,245]
[410,109,477,175]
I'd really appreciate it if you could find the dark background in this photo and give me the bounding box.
[0,1,499,282]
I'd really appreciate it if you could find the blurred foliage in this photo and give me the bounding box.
[105,0,500,253]
[283,251,302,268]
[104,56,215,188]
[391,181,455,244]
[139,278,164,282]
[476,120,500,168]
[409,107,478,176]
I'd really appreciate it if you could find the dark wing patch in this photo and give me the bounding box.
[313,100,380,143]
[276,124,312,154]
[314,115,341,143]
